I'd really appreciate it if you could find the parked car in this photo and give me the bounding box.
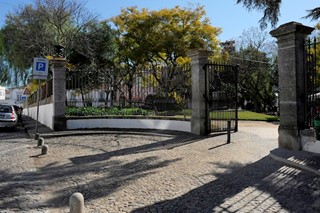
[0,104,18,131]
[13,105,23,122]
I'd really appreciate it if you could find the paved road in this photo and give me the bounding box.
[1,121,320,212]
[0,124,47,212]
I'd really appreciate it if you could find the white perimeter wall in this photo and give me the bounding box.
[23,104,191,132]
[67,118,191,133]
[302,141,320,153]
[23,103,54,130]
[300,130,320,154]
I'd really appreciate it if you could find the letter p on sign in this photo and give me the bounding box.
[36,62,46,71]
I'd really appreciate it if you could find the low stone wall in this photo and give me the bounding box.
[67,117,191,132]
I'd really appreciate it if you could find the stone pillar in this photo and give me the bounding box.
[51,58,67,131]
[270,22,314,150]
[188,49,210,135]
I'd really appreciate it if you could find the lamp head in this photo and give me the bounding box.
[54,45,64,57]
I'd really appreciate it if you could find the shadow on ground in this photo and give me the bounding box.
[0,154,181,211]
[1,127,319,212]
[2,151,319,212]
[131,155,320,212]
[69,133,206,164]
[0,124,26,140]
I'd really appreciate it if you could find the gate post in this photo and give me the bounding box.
[188,49,210,135]
[270,22,314,150]
[51,58,67,131]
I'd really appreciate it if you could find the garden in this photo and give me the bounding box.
[66,106,279,122]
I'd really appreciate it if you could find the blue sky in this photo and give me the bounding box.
[0,0,319,41]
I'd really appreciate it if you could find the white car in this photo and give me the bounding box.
[0,104,18,131]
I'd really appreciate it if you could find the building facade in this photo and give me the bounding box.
[0,86,24,106]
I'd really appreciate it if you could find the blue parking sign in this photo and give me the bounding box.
[33,57,48,79]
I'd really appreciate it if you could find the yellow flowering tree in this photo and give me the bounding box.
[112,5,222,105]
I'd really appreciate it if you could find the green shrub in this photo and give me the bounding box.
[66,107,149,116]
[144,94,181,111]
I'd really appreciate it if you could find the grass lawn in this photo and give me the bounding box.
[209,110,279,122]
[238,110,279,121]
[169,110,279,121]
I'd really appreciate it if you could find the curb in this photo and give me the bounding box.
[24,126,194,139]
[269,152,320,176]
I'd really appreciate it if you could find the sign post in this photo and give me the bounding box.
[32,57,49,134]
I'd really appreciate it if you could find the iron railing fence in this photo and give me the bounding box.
[28,78,53,105]
[65,65,192,117]
[305,37,320,128]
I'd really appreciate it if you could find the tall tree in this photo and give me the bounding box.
[67,20,116,106]
[237,0,320,28]
[231,27,278,112]
[1,0,97,83]
[111,5,221,104]
[0,31,10,85]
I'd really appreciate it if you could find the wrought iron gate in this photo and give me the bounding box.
[205,63,238,133]
[305,37,320,128]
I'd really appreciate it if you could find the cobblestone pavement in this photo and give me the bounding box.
[0,125,48,212]
[1,121,320,212]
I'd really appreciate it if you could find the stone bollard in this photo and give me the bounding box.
[70,192,85,213]
[35,133,40,140]
[41,145,49,155]
[37,137,44,147]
